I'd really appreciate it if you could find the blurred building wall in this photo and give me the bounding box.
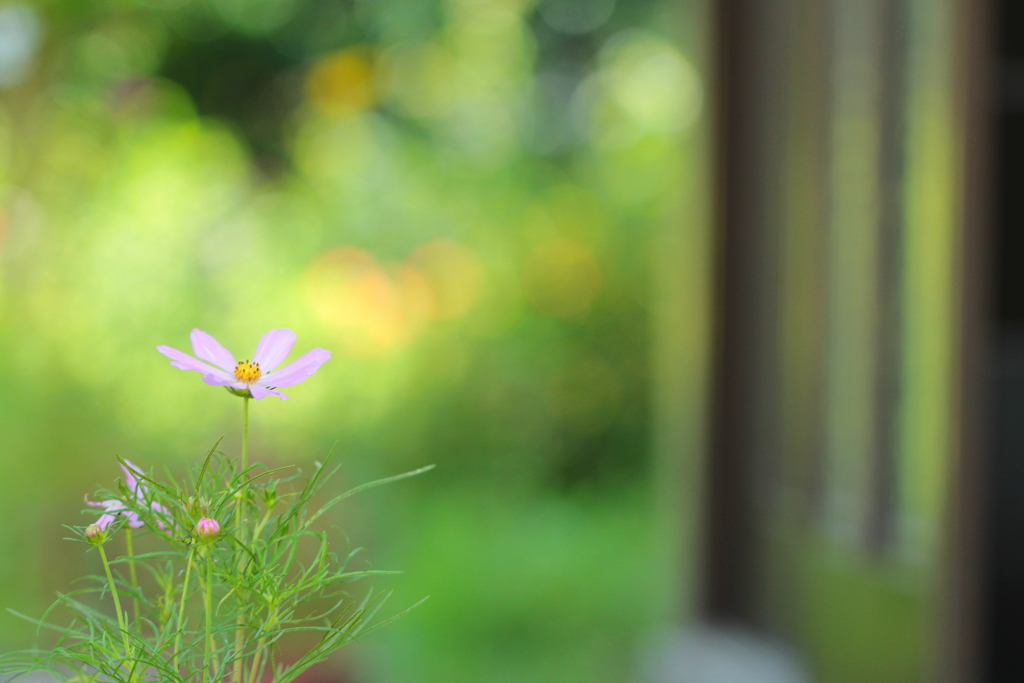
[656,0,993,680]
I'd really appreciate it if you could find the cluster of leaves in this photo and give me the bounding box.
[0,444,431,683]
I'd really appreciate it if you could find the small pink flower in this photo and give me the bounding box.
[195,517,220,542]
[121,459,171,533]
[157,329,331,400]
[85,460,171,534]
[86,496,142,530]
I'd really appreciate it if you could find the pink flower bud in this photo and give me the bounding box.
[85,524,104,545]
[195,517,220,543]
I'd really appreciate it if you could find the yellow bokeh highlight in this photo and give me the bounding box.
[305,247,431,355]
[408,240,484,319]
[305,241,486,355]
[306,48,375,117]
[524,238,601,317]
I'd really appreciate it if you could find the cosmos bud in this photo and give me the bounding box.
[85,524,105,545]
[195,517,220,543]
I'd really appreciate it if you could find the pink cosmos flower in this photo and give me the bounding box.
[156,329,331,400]
[121,459,171,533]
[86,497,141,531]
[86,459,169,532]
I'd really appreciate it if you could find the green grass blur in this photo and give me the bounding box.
[0,0,701,680]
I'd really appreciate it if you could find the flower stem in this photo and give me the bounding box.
[234,395,250,683]
[173,547,195,674]
[252,506,272,542]
[242,396,249,472]
[125,527,139,621]
[99,544,132,662]
[246,608,277,683]
[204,548,214,683]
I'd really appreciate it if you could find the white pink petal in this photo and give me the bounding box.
[190,329,237,372]
[260,348,331,389]
[252,329,297,373]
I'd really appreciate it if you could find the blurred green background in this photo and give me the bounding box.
[0,0,703,680]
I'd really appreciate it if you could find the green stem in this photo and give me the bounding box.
[233,616,245,681]
[232,570,244,683]
[245,608,277,683]
[251,507,272,543]
[234,395,251,683]
[204,548,214,683]
[173,547,195,674]
[99,544,132,661]
[242,396,249,472]
[125,528,139,622]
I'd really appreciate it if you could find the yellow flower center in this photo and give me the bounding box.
[234,360,261,384]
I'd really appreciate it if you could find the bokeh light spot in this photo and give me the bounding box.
[601,31,702,134]
[213,0,299,36]
[0,3,42,89]
[538,0,615,35]
[306,48,375,117]
[408,240,485,320]
[524,237,601,317]
[305,247,432,355]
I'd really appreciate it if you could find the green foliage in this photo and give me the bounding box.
[0,0,693,679]
[1,442,431,683]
